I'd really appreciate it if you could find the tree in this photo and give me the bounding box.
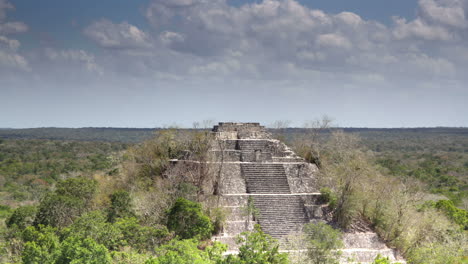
[107,190,136,222]
[115,217,171,252]
[34,177,97,228]
[61,211,124,250]
[302,222,343,264]
[221,225,289,264]
[6,205,37,229]
[167,198,213,240]
[54,236,111,264]
[21,225,60,264]
[147,239,226,264]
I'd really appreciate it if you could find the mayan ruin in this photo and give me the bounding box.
[170,122,406,263]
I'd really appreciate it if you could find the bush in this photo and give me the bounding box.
[21,225,60,264]
[434,200,468,230]
[221,225,289,264]
[148,239,226,264]
[115,217,171,252]
[34,177,97,228]
[6,205,37,229]
[54,236,111,264]
[167,198,213,240]
[34,193,85,228]
[319,188,337,209]
[108,190,135,222]
[61,211,124,250]
[303,222,343,264]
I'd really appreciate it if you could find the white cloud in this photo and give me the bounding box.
[45,48,103,75]
[0,0,14,21]
[83,19,151,49]
[0,0,28,72]
[0,50,29,71]
[419,0,468,28]
[316,33,352,49]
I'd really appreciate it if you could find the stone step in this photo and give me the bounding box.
[343,233,388,250]
[340,248,400,263]
[252,196,308,239]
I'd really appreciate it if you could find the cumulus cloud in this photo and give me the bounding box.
[0,0,29,71]
[83,19,151,49]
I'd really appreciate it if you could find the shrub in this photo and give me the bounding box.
[303,222,343,264]
[115,217,171,252]
[54,236,111,264]
[108,190,135,222]
[6,205,37,229]
[34,177,98,228]
[434,200,468,230]
[221,225,289,264]
[148,239,226,264]
[61,211,124,250]
[319,188,337,209]
[167,198,213,240]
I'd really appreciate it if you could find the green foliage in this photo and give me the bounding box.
[207,207,228,235]
[319,188,337,209]
[221,225,289,264]
[115,217,171,252]
[372,254,391,264]
[61,211,124,250]
[0,139,125,204]
[6,205,37,229]
[34,177,97,228]
[434,200,468,230]
[107,190,136,222]
[167,198,213,240]
[111,250,150,264]
[21,225,60,264]
[55,177,97,206]
[302,222,343,264]
[130,130,185,180]
[0,204,11,218]
[54,236,111,264]
[148,239,226,264]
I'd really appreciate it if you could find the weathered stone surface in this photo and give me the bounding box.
[283,163,319,193]
[170,123,405,263]
[219,163,245,194]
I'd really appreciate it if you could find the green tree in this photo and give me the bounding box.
[302,222,343,264]
[54,236,111,264]
[221,225,289,264]
[147,239,226,264]
[6,205,37,229]
[107,190,136,222]
[21,225,60,264]
[61,211,124,250]
[34,177,97,228]
[167,198,213,240]
[115,217,171,252]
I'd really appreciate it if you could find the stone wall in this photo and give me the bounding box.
[283,163,319,193]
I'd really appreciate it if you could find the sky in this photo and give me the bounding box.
[1,0,467,128]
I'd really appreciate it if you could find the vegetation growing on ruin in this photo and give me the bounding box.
[0,126,467,263]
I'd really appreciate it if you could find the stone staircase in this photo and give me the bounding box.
[238,139,270,152]
[241,163,290,194]
[341,233,406,264]
[205,123,407,263]
[252,195,309,239]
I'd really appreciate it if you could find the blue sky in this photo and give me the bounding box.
[1,0,467,128]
